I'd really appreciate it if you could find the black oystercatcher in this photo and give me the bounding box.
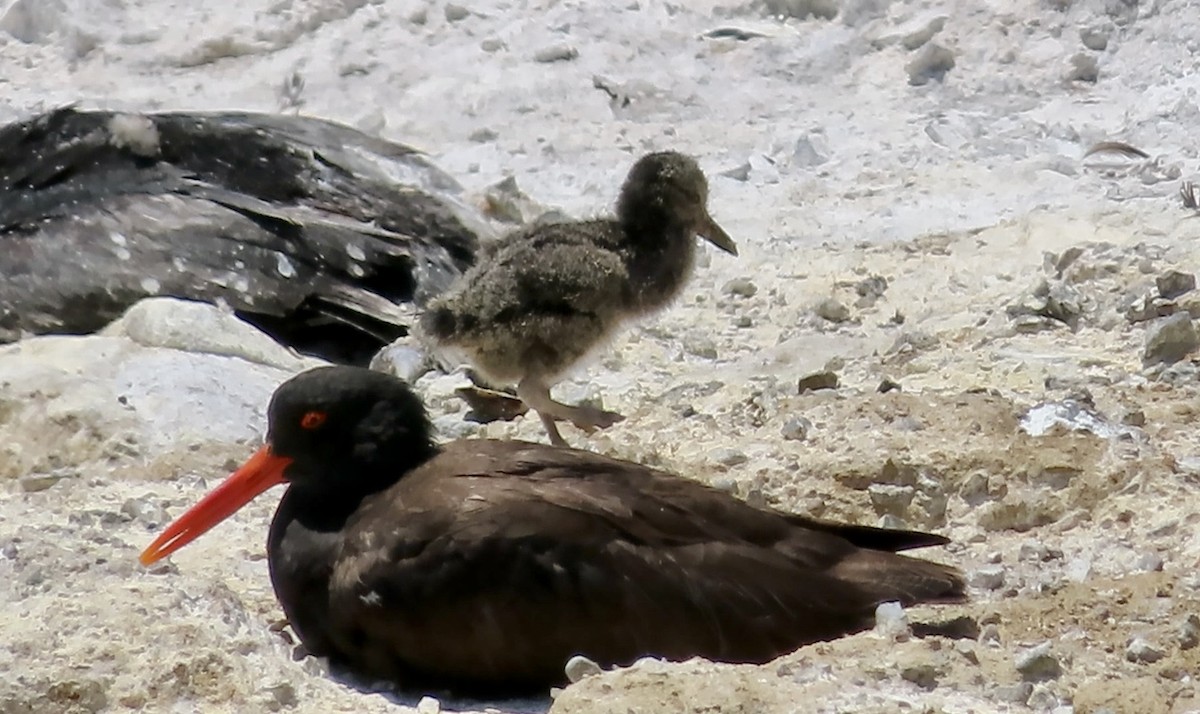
[421,151,738,445]
[141,366,965,696]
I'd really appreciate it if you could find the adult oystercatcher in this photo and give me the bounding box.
[421,151,738,445]
[141,366,965,696]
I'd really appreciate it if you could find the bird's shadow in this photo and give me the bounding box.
[318,655,553,713]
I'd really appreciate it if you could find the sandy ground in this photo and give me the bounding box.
[2,0,1200,712]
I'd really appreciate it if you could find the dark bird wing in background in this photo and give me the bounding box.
[0,106,488,364]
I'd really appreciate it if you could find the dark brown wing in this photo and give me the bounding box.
[325,441,964,693]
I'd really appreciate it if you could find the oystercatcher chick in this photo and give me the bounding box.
[421,151,738,445]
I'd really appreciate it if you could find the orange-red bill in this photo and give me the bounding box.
[139,445,293,566]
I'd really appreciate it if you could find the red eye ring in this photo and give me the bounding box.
[300,411,327,430]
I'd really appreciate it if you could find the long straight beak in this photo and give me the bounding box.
[139,445,292,566]
[698,213,738,256]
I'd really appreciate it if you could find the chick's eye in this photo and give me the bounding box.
[300,411,327,430]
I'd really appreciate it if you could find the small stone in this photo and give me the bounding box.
[469,127,499,142]
[1177,614,1199,650]
[1015,641,1062,681]
[120,497,169,528]
[416,695,441,714]
[710,448,748,467]
[408,7,427,24]
[1120,409,1146,427]
[869,484,915,517]
[797,371,838,393]
[1080,25,1110,50]
[878,378,902,393]
[19,473,68,492]
[683,335,718,360]
[722,163,751,181]
[900,14,947,50]
[906,43,955,86]
[780,415,811,441]
[996,682,1033,703]
[814,297,851,323]
[369,342,431,383]
[971,565,1006,591]
[1026,684,1059,711]
[1137,552,1164,572]
[533,43,579,63]
[266,683,298,710]
[1125,636,1165,663]
[874,601,910,640]
[480,38,505,52]
[1143,313,1199,365]
[792,135,828,167]
[855,275,888,299]
[1065,557,1091,582]
[899,663,939,690]
[733,315,753,328]
[722,277,758,298]
[443,3,469,21]
[1066,52,1099,82]
[564,655,602,683]
[954,640,980,664]
[1157,270,1196,299]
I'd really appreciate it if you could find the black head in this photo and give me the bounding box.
[616,151,737,255]
[267,365,437,492]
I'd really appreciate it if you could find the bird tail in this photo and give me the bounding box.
[834,550,968,606]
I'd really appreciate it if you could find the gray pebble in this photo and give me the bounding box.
[1026,683,1059,711]
[120,497,169,528]
[733,315,753,328]
[369,342,432,383]
[683,335,718,360]
[1177,614,1199,650]
[1065,557,1092,582]
[1066,52,1099,82]
[780,415,811,441]
[1015,641,1062,681]
[1080,25,1110,51]
[1125,636,1165,663]
[1143,313,1199,365]
[971,565,1006,591]
[19,473,69,493]
[432,414,481,440]
[855,275,888,299]
[722,277,758,298]
[480,38,505,52]
[797,370,838,393]
[444,3,469,21]
[995,682,1033,703]
[878,378,901,393]
[792,135,828,167]
[469,127,499,142]
[710,448,749,468]
[814,298,851,323]
[533,43,579,62]
[906,43,955,85]
[1157,270,1196,299]
[874,601,910,640]
[868,484,915,517]
[721,163,751,181]
[899,663,939,690]
[564,655,602,683]
[1137,551,1164,572]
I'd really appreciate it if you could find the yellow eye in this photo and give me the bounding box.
[300,411,327,430]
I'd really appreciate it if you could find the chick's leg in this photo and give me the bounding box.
[517,375,625,447]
